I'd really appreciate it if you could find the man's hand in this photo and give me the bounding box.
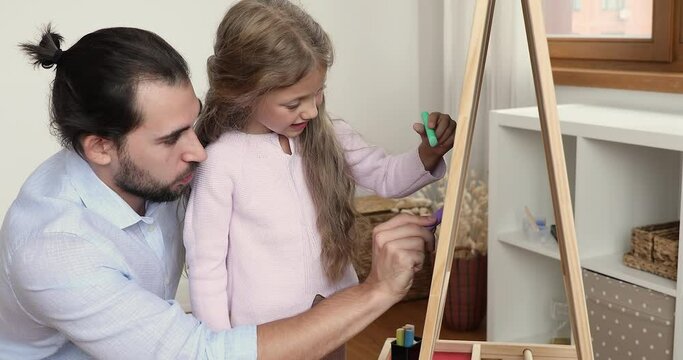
[256,213,436,360]
[364,213,437,303]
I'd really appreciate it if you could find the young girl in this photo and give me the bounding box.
[185,0,456,335]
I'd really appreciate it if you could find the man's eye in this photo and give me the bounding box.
[163,136,180,145]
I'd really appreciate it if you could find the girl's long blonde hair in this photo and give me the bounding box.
[196,0,358,281]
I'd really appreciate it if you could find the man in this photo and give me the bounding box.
[0,26,436,359]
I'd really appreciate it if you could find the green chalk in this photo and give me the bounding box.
[422,111,438,147]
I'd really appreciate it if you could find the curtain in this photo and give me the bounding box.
[443,0,536,175]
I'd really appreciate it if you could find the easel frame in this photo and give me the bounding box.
[417,1,594,359]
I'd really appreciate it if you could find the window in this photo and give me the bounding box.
[542,0,683,93]
[601,0,626,11]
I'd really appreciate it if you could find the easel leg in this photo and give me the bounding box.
[419,0,496,359]
[521,0,593,359]
[470,344,482,360]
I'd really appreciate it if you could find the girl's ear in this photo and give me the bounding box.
[81,135,116,166]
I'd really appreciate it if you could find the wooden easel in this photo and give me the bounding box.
[418,0,594,359]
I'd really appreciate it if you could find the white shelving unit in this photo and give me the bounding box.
[487,104,683,358]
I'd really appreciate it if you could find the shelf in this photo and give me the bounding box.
[493,104,683,152]
[582,253,676,297]
[499,232,676,297]
[498,230,561,260]
[489,105,683,351]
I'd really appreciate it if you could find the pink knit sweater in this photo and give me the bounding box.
[184,119,445,330]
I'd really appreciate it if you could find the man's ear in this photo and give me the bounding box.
[81,135,116,166]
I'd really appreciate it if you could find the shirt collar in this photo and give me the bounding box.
[65,150,147,229]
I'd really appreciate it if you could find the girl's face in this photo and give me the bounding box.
[246,67,325,138]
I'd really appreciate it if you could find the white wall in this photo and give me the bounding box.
[0,0,443,220]
[0,0,231,220]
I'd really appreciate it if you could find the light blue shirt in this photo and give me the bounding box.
[0,149,257,359]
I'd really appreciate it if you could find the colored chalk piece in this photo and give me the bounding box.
[427,207,443,232]
[422,111,438,147]
[404,327,414,347]
[396,328,405,347]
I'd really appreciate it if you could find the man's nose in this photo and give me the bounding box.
[182,131,207,163]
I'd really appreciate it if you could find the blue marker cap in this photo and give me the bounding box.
[422,111,438,147]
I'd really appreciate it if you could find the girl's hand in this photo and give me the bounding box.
[412,112,457,171]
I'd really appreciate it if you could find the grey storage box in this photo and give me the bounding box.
[583,269,675,359]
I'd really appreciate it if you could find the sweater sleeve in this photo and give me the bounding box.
[184,152,234,331]
[333,119,446,198]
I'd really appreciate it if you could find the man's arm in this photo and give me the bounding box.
[9,233,257,360]
[9,213,433,360]
[257,213,436,360]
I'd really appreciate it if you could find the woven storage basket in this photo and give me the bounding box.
[631,221,679,261]
[353,195,433,301]
[653,228,679,265]
[623,253,677,280]
[624,221,679,280]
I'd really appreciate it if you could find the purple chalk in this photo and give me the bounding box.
[427,207,444,231]
[433,207,444,223]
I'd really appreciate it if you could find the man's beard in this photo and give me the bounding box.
[114,148,197,203]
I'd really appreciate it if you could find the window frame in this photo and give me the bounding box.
[548,0,683,93]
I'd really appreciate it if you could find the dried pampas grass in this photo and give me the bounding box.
[399,171,488,255]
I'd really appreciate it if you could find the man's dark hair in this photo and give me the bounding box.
[19,24,190,155]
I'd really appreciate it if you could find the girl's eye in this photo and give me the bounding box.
[285,102,299,110]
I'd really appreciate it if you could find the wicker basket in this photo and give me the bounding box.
[631,221,679,261]
[653,228,679,265]
[624,221,679,280]
[624,253,677,280]
[353,195,433,301]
